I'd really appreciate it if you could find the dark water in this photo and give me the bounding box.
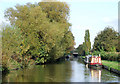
[2,58,120,82]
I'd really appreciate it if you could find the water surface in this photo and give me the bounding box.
[2,58,120,82]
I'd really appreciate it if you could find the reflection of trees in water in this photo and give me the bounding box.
[101,69,119,82]
[3,60,119,82]
[3,61,72,82]
[84,65,89,76]
[77,58,84,64]
[45,61,72,82]
[3,66,46,82]
[84,64,90,82]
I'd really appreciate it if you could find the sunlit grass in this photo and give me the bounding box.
[80,56,86,59]
[102,60,120,71]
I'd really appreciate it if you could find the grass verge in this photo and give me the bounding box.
[80,56,86,59]
[102,60,120,71]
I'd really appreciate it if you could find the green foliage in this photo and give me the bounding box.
[77,29,91,56]
[77,44,85,56]
[110,46,116,52]
[92,50,119,61]
[93,27,119,52]
[2,26,23,69]
[2,0,74,70]
[34,42,49,64]
[38,1,70,23]
[84,30,91,53]
[92,27,119,61]
[0,67,2,72]
[102,60,120,71]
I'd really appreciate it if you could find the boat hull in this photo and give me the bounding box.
[84,60,102,69]
[88,63,102,69]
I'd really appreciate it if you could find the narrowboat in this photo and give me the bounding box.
[84,55,102,68]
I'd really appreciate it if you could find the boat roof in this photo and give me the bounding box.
[86,55,92,57]
[86,55,99,57]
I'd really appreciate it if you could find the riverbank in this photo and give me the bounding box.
[102,60,120,71]
[102,60,120,75]
[1,56,66,75]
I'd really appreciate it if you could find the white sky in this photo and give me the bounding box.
[0,0,119,48]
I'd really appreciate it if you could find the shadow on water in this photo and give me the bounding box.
[2,57,120,82]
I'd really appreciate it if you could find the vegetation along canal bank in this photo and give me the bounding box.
[0,0,120,83]
[1,0,75,73]
[77,27,120,75]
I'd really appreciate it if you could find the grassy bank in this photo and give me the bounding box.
[80,56,86,59]
[102,60,120,71]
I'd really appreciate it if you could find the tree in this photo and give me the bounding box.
[2,26,24,69]
[5,3,51,64]
[84,29,91,54]
[4,0,74,65]
[38,0,74,60]
[38,0,70,23]
[93,27,119,52]
[77,44,85,56]
[77,29,91,56]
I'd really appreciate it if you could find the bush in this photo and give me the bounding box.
[92,51,119,61]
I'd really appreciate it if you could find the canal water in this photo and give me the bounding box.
[2,58,120,82]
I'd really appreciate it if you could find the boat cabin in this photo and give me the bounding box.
[84,55,102,67]
[84,55,92,63]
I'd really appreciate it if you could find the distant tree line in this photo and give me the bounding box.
[1,0,75,70]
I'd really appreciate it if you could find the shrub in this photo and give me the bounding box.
[92,51,119,61]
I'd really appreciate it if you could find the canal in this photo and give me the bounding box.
[2,57,120,82]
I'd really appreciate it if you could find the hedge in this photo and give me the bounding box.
[92,51,119,61]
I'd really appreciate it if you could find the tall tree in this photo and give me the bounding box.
[84,29,91,54]
[77,29,91,56]
[38,0,74,59]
